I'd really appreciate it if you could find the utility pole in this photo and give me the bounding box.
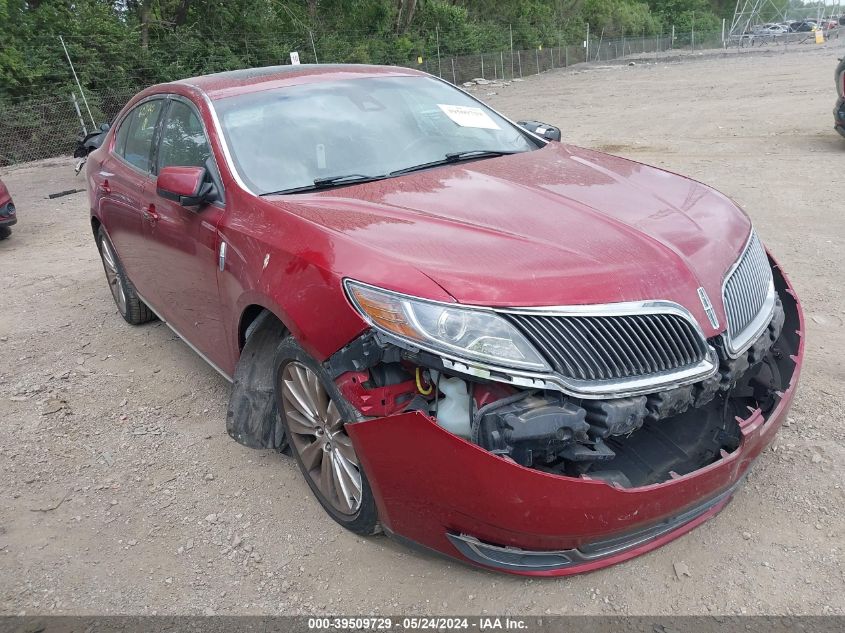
[60,35,95,128]
[586,23,590,63]
[309,30,319,63]
[71,92,87,137]
[692,11,696,53]
[436,24,442,78]
[509,24,515,79]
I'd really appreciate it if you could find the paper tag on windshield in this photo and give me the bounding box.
[437,104,500,130]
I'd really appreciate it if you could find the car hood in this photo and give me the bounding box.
[265,143,750,336]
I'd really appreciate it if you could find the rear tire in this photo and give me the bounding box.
[0,226,11,240]
[274,336,380,536]
[96,227,155,325]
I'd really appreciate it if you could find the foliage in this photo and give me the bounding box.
[0,0,827,106]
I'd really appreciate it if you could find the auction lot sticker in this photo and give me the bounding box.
[437,104,501,129]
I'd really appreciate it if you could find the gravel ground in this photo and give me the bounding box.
[1,42,844,616]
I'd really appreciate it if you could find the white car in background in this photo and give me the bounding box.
[762,24,788,34]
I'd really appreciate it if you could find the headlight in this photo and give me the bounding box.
[345,280,550,371]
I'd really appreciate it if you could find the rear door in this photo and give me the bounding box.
[96,98,165,285]
[137,96,230,372]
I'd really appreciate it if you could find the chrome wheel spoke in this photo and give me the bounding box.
[326,401,343,432]
[101,238,127,313]
[101,240,116,271]
[311,375,329,420]
[319,451,336,505]
[285,405,318,436]
[298,438,324,472]
[332,452,362,511]
[280,361,363,516]
[332,434,359,467]
[295,365,321,417]
[284,374,318,419]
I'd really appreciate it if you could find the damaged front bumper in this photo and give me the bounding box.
[343,261,803,576]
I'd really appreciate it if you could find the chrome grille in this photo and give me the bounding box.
[504,312,708,382]
[722,232,774,352]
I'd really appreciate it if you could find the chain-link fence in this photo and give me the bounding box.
[0,91,136,166]
[0,26,840,167]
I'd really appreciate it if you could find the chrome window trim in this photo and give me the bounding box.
[200,91,256,195]
[720,230,776,358]
[110,96,167,177]
[345,279,718,400]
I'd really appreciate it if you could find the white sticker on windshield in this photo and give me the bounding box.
[437,104,500,130]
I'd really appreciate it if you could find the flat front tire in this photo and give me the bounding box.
[274,336,379,536]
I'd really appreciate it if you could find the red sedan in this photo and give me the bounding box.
[0,178,16,240]
[85,64,803,575]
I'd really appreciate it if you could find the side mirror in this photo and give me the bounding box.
[517,120,562,142]
[157,166,217,209]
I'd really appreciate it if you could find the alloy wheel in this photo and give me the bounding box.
[100,237,127,315]
[280,361,362,515]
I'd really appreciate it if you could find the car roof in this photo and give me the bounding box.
[170,64,428,100]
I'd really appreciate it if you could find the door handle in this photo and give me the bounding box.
[142,204,159,224]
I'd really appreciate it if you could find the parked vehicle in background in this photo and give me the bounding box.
[85,64,804,576]
[74,123,111,175]
[761,24,788,34]
[835,57,845,138]
[790,21,818,32]
[0,178,16,240]
[751,23,779,34]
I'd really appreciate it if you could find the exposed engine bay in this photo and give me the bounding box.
[325,286,795,490]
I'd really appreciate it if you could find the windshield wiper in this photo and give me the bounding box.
[312,173,382,187]
[444,149,522,160]
[261,173,384,196]
[262,151,523,195]
[389,149,522,177]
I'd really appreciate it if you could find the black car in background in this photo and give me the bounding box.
[836,57,845,138]
[790,21,816,32]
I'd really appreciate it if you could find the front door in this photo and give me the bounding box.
[139,97,230,373]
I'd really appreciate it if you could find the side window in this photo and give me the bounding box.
[158,101,212,171]
[120,100,164,172]
[113,114,131,157]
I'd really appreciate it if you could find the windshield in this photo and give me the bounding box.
[213,76,538,194]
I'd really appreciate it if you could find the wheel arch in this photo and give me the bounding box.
[226,306,290,450]
[238,303,271,351]
[91,215,102,239]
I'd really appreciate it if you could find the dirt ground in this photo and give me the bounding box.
[1,42,844,617]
